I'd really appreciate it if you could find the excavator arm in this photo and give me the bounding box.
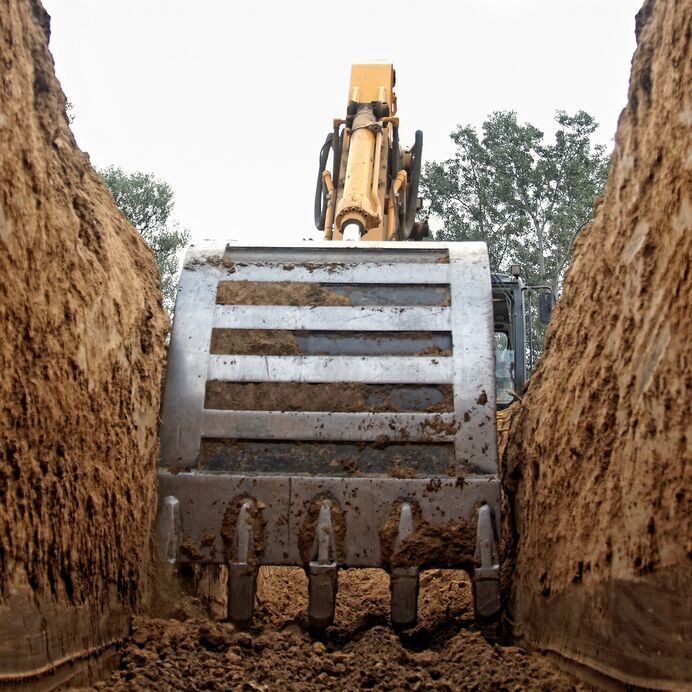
[315,64,425,242]
[157,65,501,630]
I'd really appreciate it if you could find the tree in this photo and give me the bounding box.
[100,166,190,312]
[421,110,609,293]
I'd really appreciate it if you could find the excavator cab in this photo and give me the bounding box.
[492,273,527,409]
[157,65,502,629]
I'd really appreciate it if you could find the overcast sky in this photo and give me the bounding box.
[43,0,643,244]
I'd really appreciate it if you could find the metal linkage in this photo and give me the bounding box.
[228,500,258,625]
[472,504,500,618]
[308,501,339,628]
[390,502,419,628]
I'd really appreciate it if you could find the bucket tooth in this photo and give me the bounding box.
[157,495,181,564]
[308,501,338,628]
[390,502,419,628]
[228,500,258,625]
[472,504,500,619]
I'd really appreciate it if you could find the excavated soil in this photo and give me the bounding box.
[216,281,351,306]
[211,329,302,356]
[205,382,454,413]
[95,569,580,691]
[210,329,452,356]
[503,0,691,688]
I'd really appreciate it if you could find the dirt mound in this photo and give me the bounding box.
[97,569,579,690]
[0,0,167,685]
[504,0,691,687]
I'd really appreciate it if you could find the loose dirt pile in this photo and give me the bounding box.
[97,569,580,691]
[0,0,167,685]
[504,0,691,688]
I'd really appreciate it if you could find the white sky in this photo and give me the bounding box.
[43,0,642,244]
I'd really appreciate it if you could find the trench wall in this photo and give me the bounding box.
[503,0,691,688]
[0,0,167,685]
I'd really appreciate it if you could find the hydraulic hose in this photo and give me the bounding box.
[391,123,400,181]
[404,130,423,237]
[390,124,403,238]
[332,125,343,207]
[314,133,334,230]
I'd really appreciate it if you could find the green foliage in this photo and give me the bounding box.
[421,110,610,292]
[100,166,190,312]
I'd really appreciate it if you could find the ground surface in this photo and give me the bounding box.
[95,569,580,691]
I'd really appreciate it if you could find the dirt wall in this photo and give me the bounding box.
[504,0,691,688]
[0,0,167,685]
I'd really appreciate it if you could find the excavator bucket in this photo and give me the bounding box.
[157,240,501,627]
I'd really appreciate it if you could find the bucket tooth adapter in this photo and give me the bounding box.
[157,64,502,628]
[390,501,419,628]
[307,500,339,628]
[227,499,259,625]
